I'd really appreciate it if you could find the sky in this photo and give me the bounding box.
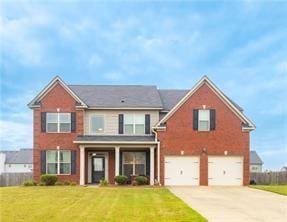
[0,0,286,170]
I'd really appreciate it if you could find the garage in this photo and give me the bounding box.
[208,156,243,186]
[164,156,199,186]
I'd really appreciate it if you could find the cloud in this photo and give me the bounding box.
[0,119,32,150]
[260,148,287,156]
[0,11,52,66]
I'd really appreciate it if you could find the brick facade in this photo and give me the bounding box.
[33,83,83,183]
[32,80,250,186]
[157,84,250,186]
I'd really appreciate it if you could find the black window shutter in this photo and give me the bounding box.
[145,114,150,134]
[193,109,199,130]
[71,112,76,132]
[41,150,46,174]
[146,150,150,177]
[210,109,216,130]
[119,114,124,134]
[71,150,76,174]
[41,112,46,132]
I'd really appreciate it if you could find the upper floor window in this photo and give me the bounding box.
[198,110,210,131]
[124,114,145,134]
[46,150,71,175]
[46,113,71,133]
[90,115,104,133]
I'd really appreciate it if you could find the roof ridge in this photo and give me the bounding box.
[68,84,157,87]
[158,89,189,91]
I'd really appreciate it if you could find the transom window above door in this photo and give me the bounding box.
[90,115,105,133]
[124,114,145,134]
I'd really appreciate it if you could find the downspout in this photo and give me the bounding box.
[152,127,161,185]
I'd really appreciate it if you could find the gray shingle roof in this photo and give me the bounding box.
[250,151,263,165]
[69,84,244,112]
[1,149,32,164]
[158,89,189,111]
[69,85,163,108]
[75,135,155,142]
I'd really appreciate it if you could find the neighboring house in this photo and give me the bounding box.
[28,76,255,186]
[250,151,263,172]
[0,149,33,174]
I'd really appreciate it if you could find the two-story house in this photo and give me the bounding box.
[28,76,255,186]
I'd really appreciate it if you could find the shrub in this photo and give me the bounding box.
[39,182,45,186]
[40,174,58,186]
[250,179,256,185]
[100,179,108,186]
[55,181,63,186]
[114,175,128,185]
[23,180,37,186]
[63,181,71,186]
[135,176,148,185]
[70,182,77,186]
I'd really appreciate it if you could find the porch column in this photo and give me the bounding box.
[115,146,120,178]
[80,146,85,185]
[150,147,155,185]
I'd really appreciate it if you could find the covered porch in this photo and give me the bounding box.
[74,135,159,185]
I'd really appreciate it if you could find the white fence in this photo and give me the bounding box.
[0,173,33,186]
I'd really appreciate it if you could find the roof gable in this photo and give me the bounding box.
[1,149,33,164]
[155,76,255,130]
[28,76,87,108]
[250,151,263,165]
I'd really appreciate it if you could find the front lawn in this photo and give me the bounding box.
[250,185,287,196]
[1,186,206,222]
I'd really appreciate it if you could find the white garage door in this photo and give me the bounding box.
[208,156,243,186]
[165,156,199,186]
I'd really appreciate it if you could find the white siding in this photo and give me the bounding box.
[4,164,33,173]
[250,164,262,173]
[84,110,159,135]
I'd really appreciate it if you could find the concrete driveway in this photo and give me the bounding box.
[169,186,287,222]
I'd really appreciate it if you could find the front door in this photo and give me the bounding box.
[92,156,105,183]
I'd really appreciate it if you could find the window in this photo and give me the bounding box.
[90,115,104,133]
[46,113,71,133]
[124,114,145,134]
[198,110,210,131]
[122,152,146,176]
[46,150,71,175]
[46,150,58,174]
[60,151,71,174]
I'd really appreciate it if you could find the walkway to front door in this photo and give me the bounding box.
[92,156,105,183]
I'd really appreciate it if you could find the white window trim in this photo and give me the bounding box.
[122,152,146,175]
[198,109,210,131]
[46,150,71,175]
[123,114,145,135]
[46,113,71,133]
[89,114,105,134]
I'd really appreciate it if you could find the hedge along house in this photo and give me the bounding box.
[28,76,255,186]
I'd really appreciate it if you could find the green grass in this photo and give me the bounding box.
[250,185,287,196]
[1,186,206,222]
